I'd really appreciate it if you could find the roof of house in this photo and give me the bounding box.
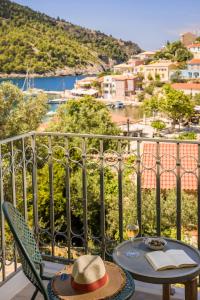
[142,143,198,190]
[187,43,200,48]
[172,83,200,91]
[101,75,137,81]
[71,88,98,96]
[144,60,175,68]
[188,59,200,65]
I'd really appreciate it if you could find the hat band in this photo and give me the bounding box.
[71,273,109,292]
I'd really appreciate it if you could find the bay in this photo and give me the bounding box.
[0,75,85,91]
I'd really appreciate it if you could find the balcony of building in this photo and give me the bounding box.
[0,131,200,299]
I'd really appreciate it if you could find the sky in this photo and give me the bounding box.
[13,0,200,50]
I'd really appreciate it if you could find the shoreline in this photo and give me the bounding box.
[0,71,97,79]
[0,65,106,79]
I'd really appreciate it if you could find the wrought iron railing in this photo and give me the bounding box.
[0,131,200,284]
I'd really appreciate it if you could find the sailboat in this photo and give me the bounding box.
[22,68,33,91]
[22,68,43,95]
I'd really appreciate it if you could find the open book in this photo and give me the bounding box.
[145,249,197,271]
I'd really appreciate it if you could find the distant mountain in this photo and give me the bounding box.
[0,0,141,76]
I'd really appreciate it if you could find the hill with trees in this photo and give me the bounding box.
[0,0,141,75]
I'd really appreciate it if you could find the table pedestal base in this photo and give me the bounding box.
[185,278,197,300]
[163,284,170,300]
[162,279,197,300]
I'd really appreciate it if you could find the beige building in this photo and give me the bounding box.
[74,77,97,89]
[144,60,176,82]
[72,77,99,97]
[113,63,134,74]
[113,60,144,74]
[136,51,155,60]
[101,75,138,99]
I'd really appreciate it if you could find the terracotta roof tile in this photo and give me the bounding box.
[187,43,200,48]
[172,83,200,91]
[188,59,200,64]
[141,143,198,190]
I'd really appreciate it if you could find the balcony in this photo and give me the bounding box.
[0,131,200,299]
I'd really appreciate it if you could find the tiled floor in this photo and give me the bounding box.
[11,281,188,300]
[6,262,200,300]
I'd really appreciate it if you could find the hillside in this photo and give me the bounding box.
[0,0,141,76]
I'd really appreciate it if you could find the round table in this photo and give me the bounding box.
[113,237,200,300]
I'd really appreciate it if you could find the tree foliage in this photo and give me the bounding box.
[142,95,160,114]
[151,120,166,132]
[0,82,47,138]
[193,93,200,105]
[160,85,194,125]
[176,131,197,140]
[154,41,193,62]
[48,96,120,137]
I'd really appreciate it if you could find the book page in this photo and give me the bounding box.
[166,250,197,268]
[145,251,175,271]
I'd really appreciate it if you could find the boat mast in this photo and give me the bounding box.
[22,67,32,91]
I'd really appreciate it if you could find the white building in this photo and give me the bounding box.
[187,43,200,59]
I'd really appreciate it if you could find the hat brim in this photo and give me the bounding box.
[51,261,126,300]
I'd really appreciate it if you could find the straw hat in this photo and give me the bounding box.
[51,255,126,300]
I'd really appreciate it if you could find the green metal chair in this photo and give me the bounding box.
[3,201,135,300]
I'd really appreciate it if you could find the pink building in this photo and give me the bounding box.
[101,75,138,99]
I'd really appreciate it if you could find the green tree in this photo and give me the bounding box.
[48,96,120,137]
[144,84,154,95]
[0,82,48,138]
[142,95,160,115]
[176,132,197,140]
[35,97,121,253]
[147,73,153,81]
[154,41,193,63]
[160,85,194,127]
[193,93,200,105]
[170,70,184,83]
[151,120,166,134]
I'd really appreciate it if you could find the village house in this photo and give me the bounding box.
[144,60,176,82]
[181,59,200,79]
[113,63,134,74]
[74,77,97,89]
[113,59,144,75]
[127,58,144,67]
[100,75,138,100]
[135,51,155,60]
[71,76,99,97]
[187,43,200,59]
[133,63,145,75]
[172,83,200,96]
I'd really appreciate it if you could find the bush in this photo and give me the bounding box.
[176,131,197,140]
[151,120,166,132]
